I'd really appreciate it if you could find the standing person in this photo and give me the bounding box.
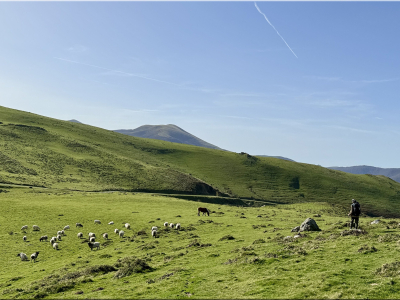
[348,199,361,229]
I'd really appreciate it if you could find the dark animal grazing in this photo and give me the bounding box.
[76,223,83,228]
[87,242,100,251]
[198,207,210,216]
[39,236,48,242]
[30,251,39,262]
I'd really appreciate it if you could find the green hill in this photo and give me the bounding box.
[1,105,400,217]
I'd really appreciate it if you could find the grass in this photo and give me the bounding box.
[1,105,400,217]
[2,187,400,299]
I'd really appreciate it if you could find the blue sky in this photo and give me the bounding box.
[1,2,400,168]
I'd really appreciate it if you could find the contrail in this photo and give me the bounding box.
[54,57,180,86]
[254,2,298,58]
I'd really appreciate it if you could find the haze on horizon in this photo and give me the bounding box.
[0,2,399,168]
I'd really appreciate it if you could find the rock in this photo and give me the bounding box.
[371,219,380,225]
[291,226,300,232]
[283,236,293,241]
[293,235,301,239]
[299,218,320,232]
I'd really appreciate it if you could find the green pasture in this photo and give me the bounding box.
[2,188,400,299]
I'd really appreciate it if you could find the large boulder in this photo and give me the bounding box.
[299,218,320,232]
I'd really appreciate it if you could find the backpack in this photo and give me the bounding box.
[352,202,361,216]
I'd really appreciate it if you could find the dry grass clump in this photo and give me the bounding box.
[219,235,235,241]
[113,257,153,279]
[375,261,400,277]
[358,244,378,254]
[340,229,368,237]
[377,233,400,243]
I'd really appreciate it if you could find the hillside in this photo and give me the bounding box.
[256,155,295,162]
[114,124,222,150]
[329,166,400,183]
[1,105,400,217]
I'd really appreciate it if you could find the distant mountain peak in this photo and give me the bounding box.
[68,119,82,124]
[114,124,222,150]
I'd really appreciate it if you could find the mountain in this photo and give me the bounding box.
[68,119,83,124]
[2,105,400,217]
[328,165,400,183]
[256,155,295,162]
[114,124,222,150]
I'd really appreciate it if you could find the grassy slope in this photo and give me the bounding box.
[1,105,400,217]
[2,188,400,299]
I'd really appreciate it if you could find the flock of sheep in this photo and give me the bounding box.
[16,220,182,262]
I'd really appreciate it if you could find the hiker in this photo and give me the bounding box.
[348,199,361,229]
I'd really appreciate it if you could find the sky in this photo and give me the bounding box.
[0,1,400,168]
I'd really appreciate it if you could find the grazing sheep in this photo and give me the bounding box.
[57,230,62,236]
[77,232,83,239]
[89,232,96,238]
[87,242,100,251]
[103,233,108,240]
[64,225,70,230]
[125,223,131,230]
[94,220,101,224]
[90,237,96,243]
[23,236,27,242]
[30,251,39,262]
[50,237,57,245]
[169,223,175,228]
[21,225,28,231]
[53,243,59,250]
[39,236,48,242]
[151,226,158,231]
[151,230,157,238]
[164,222,168,227]
[32,225,40,231]
[57,234,62,241]
[17,253,28,261]
[61,230,65,236]
[108,221,114,225]
[176,223,181,230]
[76,223,83,228]
[114,229,119,234]
[119,230,125,238]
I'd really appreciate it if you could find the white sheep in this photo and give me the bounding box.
[30,251,39,262]
[21,225,28,231]
[89,232,96,238]
[77,232,83,239]
[53,243,59,250]
[57,234,62,241]
[87,242,100,251]
[119,230,125,238]
[17,253,28,261]
[114,229,119,234]
[64,225,70,230]
[23,236,27,242]
[32,225,40,231]
[57,230,62,236]
[90,237,96,243]
[164,222,168,227]
[108,221,114,225]
[94,220,101,224]
[169,223,175,228]
[50,237,57,245]
[61,230,65,236]
[151,226,158,231]
[176,223,181,230]
[103,233,108,240]
[151,230,157,238]
[125,223,131,230]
